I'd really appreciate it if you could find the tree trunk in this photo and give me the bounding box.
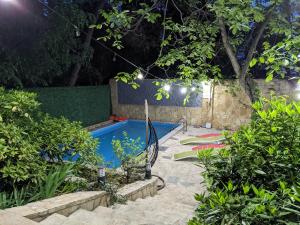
[218,6,275,103]
[68,3,102,86]
[218,19,241,77]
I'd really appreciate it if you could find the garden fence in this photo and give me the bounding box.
[30,86,111,126]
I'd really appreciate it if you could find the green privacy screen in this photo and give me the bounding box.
[31,86,111,126]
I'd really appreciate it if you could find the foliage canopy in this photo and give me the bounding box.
[190,96,300,224]
[96,0,300,102]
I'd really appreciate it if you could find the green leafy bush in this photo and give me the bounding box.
[0,87,100,193]
[0,122,46,186]
[35,115,99,164]
[190,97,300,224]
[112,132,145,183]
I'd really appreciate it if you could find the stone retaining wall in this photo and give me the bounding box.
[1,177,158,225]
[110,79,296,130]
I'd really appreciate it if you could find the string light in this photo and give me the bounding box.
[36,0,208,93]
[163,84,171,92]
[180,87,187,94]
[75,29,80,37]
[137,72,144,80]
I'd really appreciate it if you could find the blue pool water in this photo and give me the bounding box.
[91,120,178,167]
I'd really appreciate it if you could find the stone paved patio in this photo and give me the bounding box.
[152,126,222,209]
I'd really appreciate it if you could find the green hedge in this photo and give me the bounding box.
[30,86,111,126]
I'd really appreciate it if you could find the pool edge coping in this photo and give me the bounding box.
[158,124,183,146]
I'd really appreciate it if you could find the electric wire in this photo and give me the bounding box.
[36,0,203,89]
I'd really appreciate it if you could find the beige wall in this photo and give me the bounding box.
[110,79,296,130]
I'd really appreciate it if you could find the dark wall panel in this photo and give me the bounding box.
[118,80,202,107]
[30,86,111,126]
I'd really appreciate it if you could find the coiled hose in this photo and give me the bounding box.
[152,174,166,191]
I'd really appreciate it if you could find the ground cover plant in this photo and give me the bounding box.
[0,87,100,208]
[189,96,300,225]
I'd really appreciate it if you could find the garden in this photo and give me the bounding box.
[0,88,148,210]
[0,0,300,224]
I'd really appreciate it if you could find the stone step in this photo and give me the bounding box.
[133,195,195,208]
[68,209,110,225]
[114,207,192,223]
[40,213,67,225]
[93,206,114,217]
[113,203,193,218]
[61,219,88,225]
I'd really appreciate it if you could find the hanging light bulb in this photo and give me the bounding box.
[137,72,144,80]
[75,26,80,37]
[180,87,187,94]
[163,84,171,92]
[191,87,196,92]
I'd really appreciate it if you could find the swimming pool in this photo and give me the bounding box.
[91,120,179,167]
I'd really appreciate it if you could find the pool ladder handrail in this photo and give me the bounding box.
[146,118,159,167]
[176,117,187,133]
[133,118,159,168]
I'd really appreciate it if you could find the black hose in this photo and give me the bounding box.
[152,174,165,191]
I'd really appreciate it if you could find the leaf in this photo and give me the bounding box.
[250,58,257,68]
[271,127,277,132]
[266,73,273,82]
[254,170,266,175]
[268,57,275,63]
[120,76,128,83]
[156,93,163,101]
[259,57,265,63]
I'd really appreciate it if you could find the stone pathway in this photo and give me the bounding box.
[39,127,218,225]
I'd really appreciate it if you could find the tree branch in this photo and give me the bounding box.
[240,6,275,79]
[218,18,241,77]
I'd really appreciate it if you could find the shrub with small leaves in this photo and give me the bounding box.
[0,87,100,192]
[190,96,300,224]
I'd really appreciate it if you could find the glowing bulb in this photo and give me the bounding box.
[163,84,171,92]
[180,87,187,94]
[137,72,144,80]
[191,87,196,92]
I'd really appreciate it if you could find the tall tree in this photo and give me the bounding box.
[95,0,300,103]
[0,0,92,88]
[68,0,105,86]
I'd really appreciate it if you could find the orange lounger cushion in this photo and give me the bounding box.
[115,117,128,121]
[192,143,225,151]
[198,133,222,138]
